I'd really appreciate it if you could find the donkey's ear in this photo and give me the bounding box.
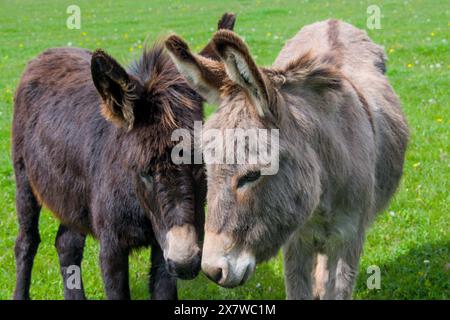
[91,49,140,130]
[217,12,236,31]
[165,35,227,105]
[199,12,236,61]
[212,30,274,118]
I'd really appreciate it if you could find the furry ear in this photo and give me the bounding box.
[199,12,237,61]
[91,49,140,130]
[165,35,227,105]
[212,30,274,118]
[217,12,236,31]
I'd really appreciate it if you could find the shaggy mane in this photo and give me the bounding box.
[128,41,200,129]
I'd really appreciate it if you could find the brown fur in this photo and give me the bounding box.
[199,12,237,60]
[11,13,237,300]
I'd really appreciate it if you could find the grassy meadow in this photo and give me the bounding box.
[0,0,448,299]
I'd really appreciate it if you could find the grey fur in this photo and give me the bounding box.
[170,19,409,299]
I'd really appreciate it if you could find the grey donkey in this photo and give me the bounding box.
[165,19,409,299]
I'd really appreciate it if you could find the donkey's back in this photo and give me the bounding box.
[274,20,387,78]
[13,47,113,232]
[275,19,409,216]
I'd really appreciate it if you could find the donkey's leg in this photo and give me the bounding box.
[149,243,177,300]
[333,233,365,299]
[320,232,365,300]
[282,233,315,299]
[55,224,86,300]
[13,172,41,300]
[99,234,130,300]
[312,253,330,299]
[316,252,339,299]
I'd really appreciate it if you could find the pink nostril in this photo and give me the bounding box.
[202,261,228,284]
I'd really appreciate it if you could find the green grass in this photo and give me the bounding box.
[0,0,448,300]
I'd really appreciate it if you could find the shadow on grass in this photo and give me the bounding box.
[128,241,449,300]
[129,254,286,300]
[355,241,449,299]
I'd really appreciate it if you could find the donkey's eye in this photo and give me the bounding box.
[237,170,261,188]
[140,171,153,185]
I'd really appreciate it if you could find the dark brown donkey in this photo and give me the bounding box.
[12,13,236,300]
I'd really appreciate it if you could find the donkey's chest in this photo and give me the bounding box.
[300,208,361,250]
[96,209,155,247]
